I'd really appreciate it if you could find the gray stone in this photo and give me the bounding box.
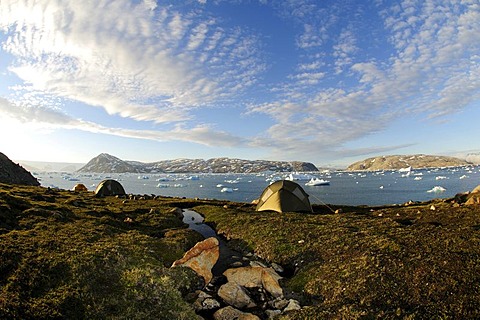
[202,298,221,310]
[250,260,268,268]
[266,309,282,319]
[271,262,284,274]
[283,299,301,312]
[230,261,244,268]
[213,306,261,320]
[269,297,289,310]
[218,282,256,309]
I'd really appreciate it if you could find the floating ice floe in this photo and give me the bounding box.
[157,183,169,188]
[220,187,233,193]
[285,172,315,181]
[173,184,186,188]
[435,176,447,180]
[414,176,423,180]
[305,178,330,186]
[427,186,446,193]
[459,175,469,179]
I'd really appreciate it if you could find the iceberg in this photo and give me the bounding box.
[305,178,330,186]
[427,186,446,193]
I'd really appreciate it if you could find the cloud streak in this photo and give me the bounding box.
[0,97,246,148]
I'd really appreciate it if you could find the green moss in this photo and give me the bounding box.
[0,184,204,319]
[2,184,480,319]
[196,202,480,319]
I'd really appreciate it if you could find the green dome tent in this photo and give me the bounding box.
[256,180,312,213]
[95,179,126,197]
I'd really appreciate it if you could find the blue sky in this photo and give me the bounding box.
[0,0,479,167]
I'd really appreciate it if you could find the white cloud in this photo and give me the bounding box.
[248,0,480,160]
[0,0,265,122]
[0,96,246,147]
[333,29,358,74]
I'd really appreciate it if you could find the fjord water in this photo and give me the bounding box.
[35,166,480,206]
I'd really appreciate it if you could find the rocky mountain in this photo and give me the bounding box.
[78,153,318,173]
[0,152,40,186]
[347,154,471,171]
[78,153,144,173]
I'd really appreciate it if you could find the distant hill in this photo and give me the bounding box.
[347,154,471,171]
[465,153,480,165]
[0,152,40,186]
[17,160,86,172]
[78,153,319,174]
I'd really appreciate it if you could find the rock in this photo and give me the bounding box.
[230,261,244,268]
[223,266,284,298]
[218,282,256,309]
[172,237,220,285]
[194,291,221,312]
[250,260,267,268]
[266,309,282,319]
[268,297,289,310]
[466,196,480,205]
[169,207,184,219]
[271,262,284,274]
[213,306,260,320]
[465,185,480,205]
[203,297,221,310]
[283,299,301,312]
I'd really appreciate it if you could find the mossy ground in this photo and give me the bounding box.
[1,183,480,319]
[0,183,206,319]
[194,200,480,319]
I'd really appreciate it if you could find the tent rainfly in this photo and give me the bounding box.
[94,179,126,197]
[256,180,312,213]
[72,183,88,192]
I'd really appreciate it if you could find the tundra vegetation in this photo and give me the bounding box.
[1,183,480,319]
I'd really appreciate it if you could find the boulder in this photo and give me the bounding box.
[218,282,256,309]
[213,306,260,320]
[283,299,301,312]
[223,266,283,298]
[172,237,220,285]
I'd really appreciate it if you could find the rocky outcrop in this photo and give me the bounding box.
[78,153,319,173]
[347,154,470,171]
[173,237,302,319]
[172,237,220,285]
[0,152,40,186]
